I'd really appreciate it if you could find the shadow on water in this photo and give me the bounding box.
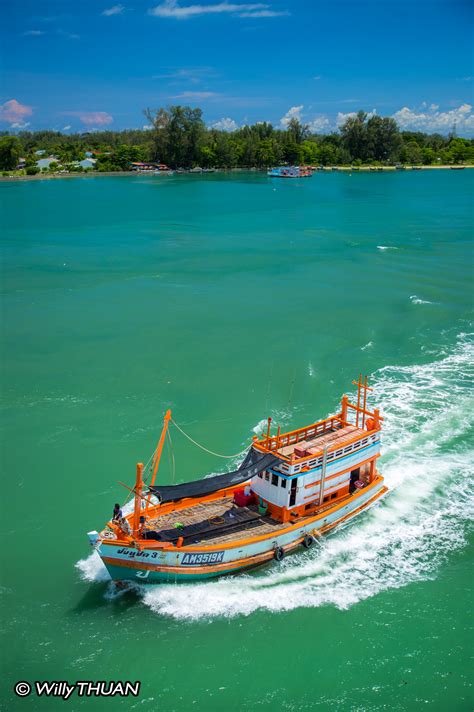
[71,581,139,614]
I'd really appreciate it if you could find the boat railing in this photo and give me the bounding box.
[255,415,343,456]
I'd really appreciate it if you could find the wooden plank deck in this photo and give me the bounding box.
[147,497,235,530]
[278,424,363,457]
[145,496,286,545]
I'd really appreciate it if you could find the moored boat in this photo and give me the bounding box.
[267,165,313,178]
[87,376,387,583]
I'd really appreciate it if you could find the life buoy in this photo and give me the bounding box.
[302,534,314,549]
[274,547,285,562]
[366,418,375,431]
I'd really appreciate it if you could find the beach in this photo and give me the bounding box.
[1,163,473,182]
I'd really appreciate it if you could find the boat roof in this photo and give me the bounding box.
[254,417,368,463]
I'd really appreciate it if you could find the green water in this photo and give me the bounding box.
[1,171,473,711]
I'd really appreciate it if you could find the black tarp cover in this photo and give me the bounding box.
[148,448,279,504]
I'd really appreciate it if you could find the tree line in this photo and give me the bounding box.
[1,108,473,172]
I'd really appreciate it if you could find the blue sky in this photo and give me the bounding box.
[1,0,473,135]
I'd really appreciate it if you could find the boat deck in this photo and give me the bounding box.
[277,423,364,458]
[144,497,284,546]
[141,488,357,547]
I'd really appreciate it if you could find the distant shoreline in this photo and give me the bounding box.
[0,165,473,183]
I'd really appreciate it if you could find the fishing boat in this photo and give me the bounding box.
[267,166,313,178]
[87,376,387,583]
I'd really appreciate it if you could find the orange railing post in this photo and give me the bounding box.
[373,408,380,430]
[266,417,272,446]
[341,394,348,423]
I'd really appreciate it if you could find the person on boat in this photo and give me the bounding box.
[119,517,131,535]
[138,516,147,536]
[112,503,122,522]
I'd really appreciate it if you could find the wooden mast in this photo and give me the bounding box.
[142,409,172,517]
[132,462,144,537]
[132,407,172,536]
[351,375,372,428]
[150,409,172,487]
[361,375,368,428]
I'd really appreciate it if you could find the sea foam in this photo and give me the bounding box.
[410,294,433,305]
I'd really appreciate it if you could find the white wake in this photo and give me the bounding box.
[77,333,474,620]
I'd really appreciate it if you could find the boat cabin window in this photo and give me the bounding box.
[280,478,287,488]
[271,473,279,486]
[258,472,263,478]
[264,472,270,482]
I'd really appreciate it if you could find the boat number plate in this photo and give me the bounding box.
[181,552,224,566]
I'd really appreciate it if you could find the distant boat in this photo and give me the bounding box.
[450,166,465,170]
[267,166,313,178]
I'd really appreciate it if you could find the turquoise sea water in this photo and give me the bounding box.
[1,171,473,711]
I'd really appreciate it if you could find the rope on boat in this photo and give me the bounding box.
[170,418,250,459]
[166,428,176,484]
[142,448,158,484]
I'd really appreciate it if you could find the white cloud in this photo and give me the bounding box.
[22,30,45,36]
[171,91,217,100]
[210,117,238,131]
[238,9,289,16]
[57,29,80,39]
[143,124,153,130]
[308,116,330,133]
[280,104,304,127]
[336,109,376,126]
[64,111,113,126]
[62,125,72,131]
[392,103,474,134]
[102,4,125,15]
[152,66,216,84]
[11,122,30,129]
[148,1,287,20]
[0,99,33,125]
